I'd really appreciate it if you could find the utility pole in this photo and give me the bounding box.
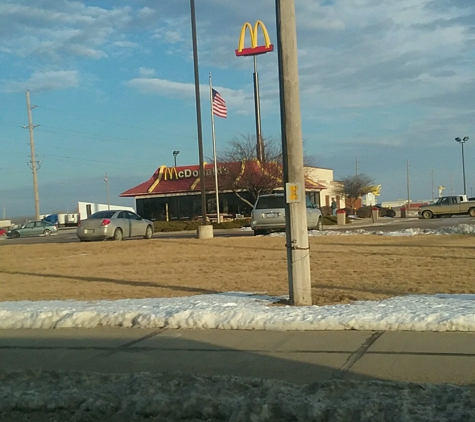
[25,90,40,220]
[431,168,434,202]
[355,156,358,176]
[104,173,110,210]
[406,160,410,211]
[276,0,312,306]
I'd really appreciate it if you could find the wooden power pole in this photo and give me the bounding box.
[275,0,312,306]
[25,90,40,220]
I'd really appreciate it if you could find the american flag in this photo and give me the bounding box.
[212,89,227,118]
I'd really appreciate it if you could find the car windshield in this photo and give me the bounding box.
[89,210,116,219]
[255,196,285,209]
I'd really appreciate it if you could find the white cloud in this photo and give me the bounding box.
[164,31,183,44]
[1,70,80,93]
[138,67,155,77]
[0,2,137,61]
[125,77,250,113]
[112,41,138,49]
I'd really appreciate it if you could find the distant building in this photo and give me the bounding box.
[121,161,329,221]
[304,167,344,210]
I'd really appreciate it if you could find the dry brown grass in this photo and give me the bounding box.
[1,235,475,305]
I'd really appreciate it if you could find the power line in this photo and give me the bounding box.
[36,125,164,147]
[36,104,197,141]
[0,97,197,141]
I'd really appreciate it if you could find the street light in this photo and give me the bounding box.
[455,136,469,195]
[104,172,110,210]
[173,150,180,167]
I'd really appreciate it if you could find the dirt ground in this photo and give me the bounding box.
[1,234,475,305]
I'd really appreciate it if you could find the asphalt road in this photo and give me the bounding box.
[1,215,473,246]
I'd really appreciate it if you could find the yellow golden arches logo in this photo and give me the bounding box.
[235,20,274,57]
[147,166,179,193]
[163,167,178,180]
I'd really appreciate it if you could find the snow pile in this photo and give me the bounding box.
[312,223,475,236]
[244,222,475,236]
[1,293,475,332]
[1,370,474,422]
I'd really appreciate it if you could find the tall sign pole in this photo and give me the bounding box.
[25,90,40,220]
[275,0,312,306]
[190,0,208,227]
[253,56,263,162]
[235,21,274,163]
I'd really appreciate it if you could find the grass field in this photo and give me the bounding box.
[1,234,475,305]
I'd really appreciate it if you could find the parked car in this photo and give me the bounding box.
[7,221,58,238]
[77,210,154,241]
[250,193,323,236]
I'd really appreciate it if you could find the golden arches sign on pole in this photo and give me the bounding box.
[235,20,274,56]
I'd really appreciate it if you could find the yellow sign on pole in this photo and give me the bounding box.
[285,182,302,203]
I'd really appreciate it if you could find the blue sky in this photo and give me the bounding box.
[1,0,474,218]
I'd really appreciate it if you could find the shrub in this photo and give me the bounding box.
[320,205,332,217]
[355,206,396,219]
[153,221,188,232]
[323,216,337,225]
[184,222,201,231]
[233,218,251,227]
[152,218,251,232]
[381,208,396,218]
[213,221,243,229]
[356,206,372,218]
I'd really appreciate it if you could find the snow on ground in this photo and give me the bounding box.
[313,222,475,236]
[1,224,475,332]
[1,370,474,422]
[1,293,475,332]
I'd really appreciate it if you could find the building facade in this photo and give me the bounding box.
[121,160,328,221]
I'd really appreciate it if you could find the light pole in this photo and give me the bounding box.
[190,0,207,227]
[104,172,110,210]
[455,136,469,195]
[173,150,180,167]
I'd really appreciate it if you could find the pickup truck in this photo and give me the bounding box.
[418,195,475,219]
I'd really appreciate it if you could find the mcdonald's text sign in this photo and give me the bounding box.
[235,20,274,57]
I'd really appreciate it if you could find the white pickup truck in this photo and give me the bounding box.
[418,195,475,219]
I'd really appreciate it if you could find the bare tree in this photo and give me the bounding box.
[213,135,283,208]
[212,135,320,208]
[218,134,282,164]
[333,174,375,210]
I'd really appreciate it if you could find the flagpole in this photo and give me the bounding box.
[209,73,221,223]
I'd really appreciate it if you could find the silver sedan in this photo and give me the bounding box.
[77,210,154,241]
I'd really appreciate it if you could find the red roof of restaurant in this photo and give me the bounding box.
[120,160,326,198]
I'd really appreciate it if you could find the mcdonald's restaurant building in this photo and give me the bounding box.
[120,161,329,222]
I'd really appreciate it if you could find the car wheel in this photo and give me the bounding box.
[113,228,123,241]
[469,208,475,217]
[253,229,266,236]
[43,229,51,236]
[421,210,433,219]
[11,231,20,239]
[144,225,153,239]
